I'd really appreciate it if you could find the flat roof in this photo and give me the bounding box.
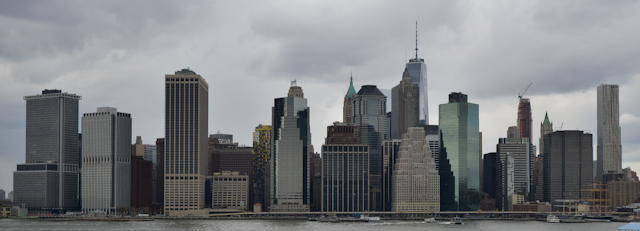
[619,223,640,231]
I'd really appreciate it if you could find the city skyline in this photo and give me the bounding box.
[2,1,640,194]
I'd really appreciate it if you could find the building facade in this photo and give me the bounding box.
[81,107,132,214]
[270,83,311,212]
[482,153,497,200]
[439,92,480,211]
[597,84,622,178]
[155,138,165,212]
[211,172,249,211]
[253,125,271,211]
[543,131,593,204]
[351,85,387,211]
[382,140,402,211]
[391,127,439,211]
[495,136,533,209]
[321,123,369,212]
[517,98,533,140]
[406,35,428,125]
[608,181,640,209]
[391,68,420,139]
[164,69,209,216]
[210,143,254,209]
[131,156,153,210]
[14,89,81,211]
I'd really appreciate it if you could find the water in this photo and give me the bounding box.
[0,219,626,231]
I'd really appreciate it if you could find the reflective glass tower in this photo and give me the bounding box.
[439,92,480,211]
[406,23,428,124]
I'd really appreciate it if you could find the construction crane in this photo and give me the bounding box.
[518,82,533,99]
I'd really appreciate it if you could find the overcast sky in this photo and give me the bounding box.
[1,0,640,194]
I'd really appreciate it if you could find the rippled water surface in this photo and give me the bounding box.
[0,219,627,231]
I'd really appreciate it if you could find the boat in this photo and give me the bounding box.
[547,215,560,223]
[583,216,612,222]
[308,217,319,221]
[424,217,436,223]
[360,214,381,222]
[318,215,341,223]
[451,217,463,225]
[558,214,585,223]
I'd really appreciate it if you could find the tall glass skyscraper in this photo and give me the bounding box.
[439,92,480,211]
[406,51,428,125]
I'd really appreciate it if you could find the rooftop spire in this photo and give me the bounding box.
[543,111,551,124]
[415,21,419,59]
[346,74,357,98]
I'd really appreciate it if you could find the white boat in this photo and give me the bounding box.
[547,215,560,223]
[425,217,436,223]
[451,217,463,225]
[360,214,381,222]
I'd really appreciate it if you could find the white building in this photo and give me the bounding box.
[597,84,622,177]
[81,107,131,214]
[391,127,439,211]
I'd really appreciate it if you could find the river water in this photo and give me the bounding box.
[0,219,627,231]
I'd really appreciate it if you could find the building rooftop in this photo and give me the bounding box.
[357,85,384,96]
[346,75,357,98]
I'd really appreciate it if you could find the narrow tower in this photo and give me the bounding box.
[597,84,622,178]
[406,21,428,125]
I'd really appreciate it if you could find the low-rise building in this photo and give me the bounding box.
[512,202,546,212]
[211,171,249,211]
[608,180,640,209]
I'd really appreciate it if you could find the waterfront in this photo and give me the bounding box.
[0,219,627,231]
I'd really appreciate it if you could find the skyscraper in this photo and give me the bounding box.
[270,82,311,212]
[14,89,81,211]
[482,153,497,200]
[439,92,480,211]
[81,107,132,214]
[543,131,593,203]
[539,112,553,155]
[321,123,369,212]
[343,75,357,124]
[164,68,209,216]
[406,23,428,125]
[597,84,622,178]
[253,124,272,211]
[155,138,165,212]
[517,98,532,139]
[391,68,420,139]
[352,85,387,211]
[495,136,532,210]
[391,127,439,211]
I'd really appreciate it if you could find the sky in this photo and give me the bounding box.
[2,0,640,194]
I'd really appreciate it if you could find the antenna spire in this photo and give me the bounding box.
[415,21,419,59]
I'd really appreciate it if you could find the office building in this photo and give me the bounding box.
[439,92,480,211]
[14,89,81,211]
[496,135,533,210]
[406,26,428,125]
[343,75,357,124]
[391,127,439,211]
[423,125,440,171]
[352,85,387,211]
[81,107,132,214]
[131,156,153,210]
[164,69,209,216]
[543,131,593,204]
[132,136,145,157]
[210,133,233,144]
[531,156,544,202]
[391,68,420,139]
[270,82,311,212]
[311,152,322,212]
[253,125,271,211]
[155,138,165,212]
[608,181,640,209]
[211,171,249,211]
[210,143,254,209]
[382,140,402,211]
[321,123,369,212]
[597,84,622,178]
[483,153,497,199]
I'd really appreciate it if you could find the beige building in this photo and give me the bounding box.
[212,171,249,211]
[508,194,525,211]
[608,180,640,209]
[164,69,209,216]
[391,127,439,211]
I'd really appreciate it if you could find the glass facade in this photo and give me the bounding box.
[438,93,480,211]
[406,60,428,124]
